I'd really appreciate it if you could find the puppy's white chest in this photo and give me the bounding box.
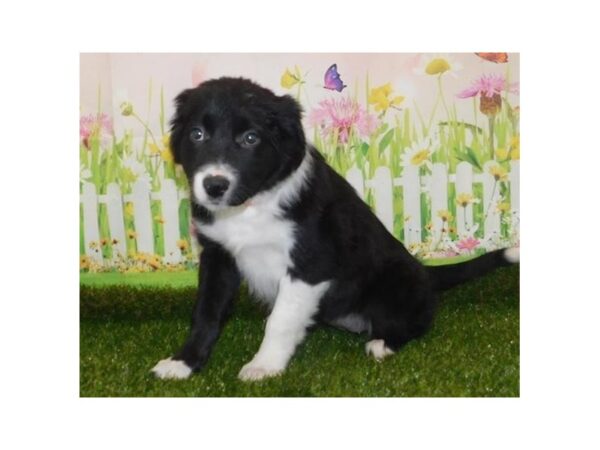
[197,204,295,303]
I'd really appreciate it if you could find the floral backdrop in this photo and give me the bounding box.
[80,53,520,273]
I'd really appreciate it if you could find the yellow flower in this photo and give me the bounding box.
[154,215,165,224]
[281,68,300,89]
[425,222,433,232]
[80,255,90,270]
[147,255,161,270]
[149,134,174,162]
[510,135,520,160]
[497,202,510,213]
[456,193,479,207]
[120,102,134,116]
[437,210,453,222]
[408,243,420,255]
[125,203,134,217]
[149,143,161,155]
[176,239,189,251]
[89,241,98,250]
[134,252,147,262]
[161,148,174,162]
[510,147,520,160]
[127,229,138,239]
[368,83,404,112]
[495,147,508,160]
[425,58,451,75]
[489,164,508,181]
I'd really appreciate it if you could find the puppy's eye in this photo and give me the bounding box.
[242,131,260,147]
[190,127,206,143]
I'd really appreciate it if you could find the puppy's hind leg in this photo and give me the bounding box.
[364,265,437,362]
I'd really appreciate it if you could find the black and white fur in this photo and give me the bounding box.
[151,77,519,381]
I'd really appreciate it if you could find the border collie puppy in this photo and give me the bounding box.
[152,77,519,381]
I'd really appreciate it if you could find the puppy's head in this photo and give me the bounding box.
[169,77,306,211]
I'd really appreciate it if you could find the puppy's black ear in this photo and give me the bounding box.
[169,88,195,164]
[273,94,306,151]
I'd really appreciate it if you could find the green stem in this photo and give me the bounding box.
[131,111,160,149]
[488,116,495,160]
[427,88,441,132]
[438,75,451,121]
[131,111,161,185]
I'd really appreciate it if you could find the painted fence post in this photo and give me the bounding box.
[430,163,449,243]
[105,183,127,259]
[366,166,394,233]
[345,165,365,199]
[455,162,474,237]
[510,160,520,221]
[155,179,182,264]
[482,161,502,242]
[402,165,421,246]
[180,190,201,259]
[81,182,103,263]
[129,179,154,255]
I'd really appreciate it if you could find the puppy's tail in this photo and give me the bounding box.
[426,248,519,292]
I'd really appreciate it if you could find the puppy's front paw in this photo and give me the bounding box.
[365,339,395,361]
[238,360,284,382]
[151,357,192,380]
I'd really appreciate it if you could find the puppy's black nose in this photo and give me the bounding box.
[203,175,230,199]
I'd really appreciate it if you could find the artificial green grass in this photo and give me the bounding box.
[80,265,519,397]
[80,270,197,288]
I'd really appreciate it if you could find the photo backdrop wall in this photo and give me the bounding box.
[79,53,520,273]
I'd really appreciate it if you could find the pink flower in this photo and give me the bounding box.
[80,113,113,149]
[457,74,519,99]
[309,98,378,143]
[456,237,480,252]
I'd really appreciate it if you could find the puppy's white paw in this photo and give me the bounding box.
[151,357,192,380]
[365,339,395,361]
[504,247,520,263]
[238,360,284,382]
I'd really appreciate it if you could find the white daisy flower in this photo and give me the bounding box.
[401,137,439,170]
[413,53,464,78]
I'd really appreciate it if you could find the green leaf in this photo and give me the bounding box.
[465,146,483,171]
[455,146,483,172]
[360,142,369,157]
[379,128,394,154]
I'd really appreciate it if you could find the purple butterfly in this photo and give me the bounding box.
[323,64,347,92]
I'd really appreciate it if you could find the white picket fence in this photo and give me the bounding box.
[346,160,520,246]
[80,178,192,264]
[80,160,519,264]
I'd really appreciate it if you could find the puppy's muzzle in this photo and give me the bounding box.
[203,175,230,199]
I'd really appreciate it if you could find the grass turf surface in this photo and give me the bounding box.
[80,265,519,397]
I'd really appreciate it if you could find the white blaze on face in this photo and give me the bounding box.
[192,163,237,210]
